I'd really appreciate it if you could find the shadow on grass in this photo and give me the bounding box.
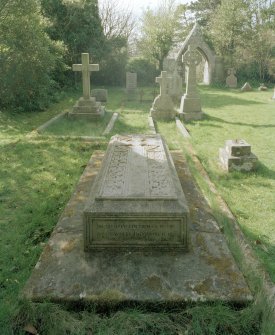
[201,93,262,109]
[194,114,275,129]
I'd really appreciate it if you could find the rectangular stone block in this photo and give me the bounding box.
[225,139,251,157]
[219,148,257,172]
[83,134,189,251]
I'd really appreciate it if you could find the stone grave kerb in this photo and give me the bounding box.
[182,45,201,98]
[156,71,172,96]
[72,53,99,100]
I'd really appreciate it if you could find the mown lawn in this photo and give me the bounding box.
[0,86,273,334]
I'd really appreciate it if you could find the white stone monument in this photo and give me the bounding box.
[69,53,104,119]
[179,45,202,121]
[150,71,176,120]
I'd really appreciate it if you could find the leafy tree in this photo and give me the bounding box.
[209,0,249,66]
[0,0,64,111]
[188,0,221,27]
[138,0,185,70]
[209,0,275,81]
[41,0,105,66]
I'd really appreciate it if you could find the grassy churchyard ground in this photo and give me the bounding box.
[0,86,274,334]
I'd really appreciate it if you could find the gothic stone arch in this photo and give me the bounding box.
[176,23,224,85]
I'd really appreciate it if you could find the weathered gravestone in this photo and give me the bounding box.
[241,82,252,92]
[163,57,183,101]
[150,71,176,120]
[69,53,104,119]
[258,83,268,91]
[91,89,108,103]
[179,45,203,121]
[126,72,137,92]
[219,139,258,172]
[226,68,237,88]
[84,134,189,251]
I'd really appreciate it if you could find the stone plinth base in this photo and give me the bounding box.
[219,139,258,172]
[150,95,176,120]
[69,97,105,119]
[179,94,202,121]
[22,151,252,305]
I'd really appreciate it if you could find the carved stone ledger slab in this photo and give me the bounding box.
[83,134,189,251]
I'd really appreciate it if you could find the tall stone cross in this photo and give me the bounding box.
[156,71,171,96]
[72,53,99,100]
[182,45,201,97]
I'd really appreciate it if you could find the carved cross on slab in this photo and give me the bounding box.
[156,71,171,96]
[73,53,99,100]
[182,45,201,67]
[182,45,201,96]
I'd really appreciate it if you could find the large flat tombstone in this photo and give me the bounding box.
[84,134,189,251]
[69,53,104,119]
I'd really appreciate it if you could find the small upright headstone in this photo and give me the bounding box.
[241,82,252,92]
[69,53,104,119]
[226,68,237,88]
[91,89,108,103]
[272,87,275,99]
[179,45,202,121]
[150,71,176,120]
[219,139,258,172]
[126,72,137,93]
[258,83,268,91]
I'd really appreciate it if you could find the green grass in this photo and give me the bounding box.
[183,87,275,282]
[43,111,113,137]
[1,85,274,334]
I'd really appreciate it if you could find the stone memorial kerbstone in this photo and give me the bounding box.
[179,45,203,121]
[83,134,189,251]
[150,71,176,120]
[219,139,258,172]
[226,68,237,88]
[69,53,104,119]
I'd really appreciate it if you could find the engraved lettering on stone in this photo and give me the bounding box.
[92,220,182,242]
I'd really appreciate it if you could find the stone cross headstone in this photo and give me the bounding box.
[156,71,171,96]
[179,45,202,121]
[69,53,104,119]
[182,45,201,97]
[150,71,176,120]
[73,53,99,100]
[226,68,237,88]
[163,58,182,101]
